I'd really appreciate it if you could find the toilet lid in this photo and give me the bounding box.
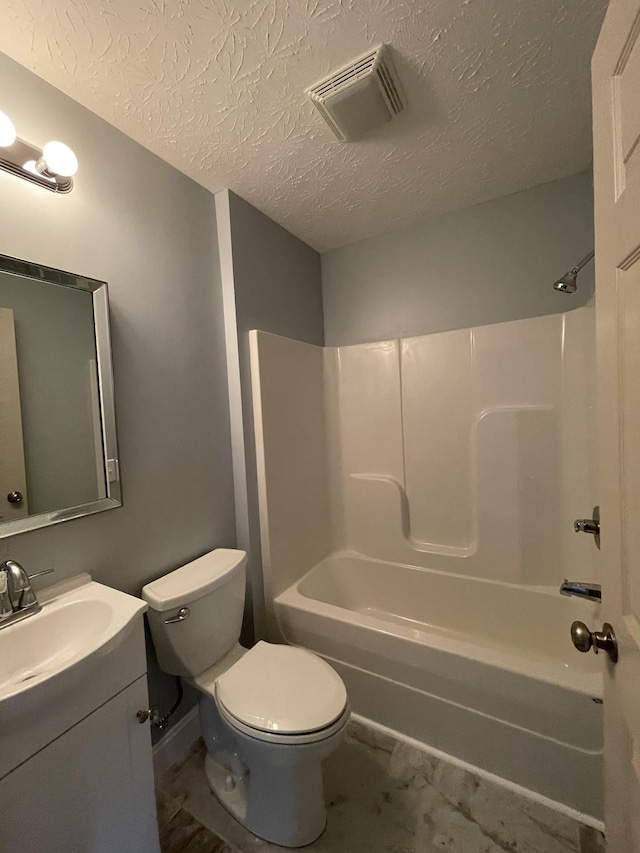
[215,641,347,734]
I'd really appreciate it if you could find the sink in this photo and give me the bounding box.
[0,578,146,703]
[0,576,148,778]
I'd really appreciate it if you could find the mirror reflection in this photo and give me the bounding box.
[0,256,121,537]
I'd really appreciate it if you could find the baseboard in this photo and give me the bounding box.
[153,706,200,780]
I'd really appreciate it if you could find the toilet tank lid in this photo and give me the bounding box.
[141,549,247,612]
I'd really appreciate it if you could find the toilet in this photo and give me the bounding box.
[142,548,349,848]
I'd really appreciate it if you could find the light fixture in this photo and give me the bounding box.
[0,110,78,193]
[0,111,16,147]
[23,160,55,182]
[39,141,79,178]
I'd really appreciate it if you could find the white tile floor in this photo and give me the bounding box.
[157,718,605,853]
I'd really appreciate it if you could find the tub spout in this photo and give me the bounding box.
[559,580,601,602]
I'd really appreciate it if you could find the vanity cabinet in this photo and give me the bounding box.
[0,587,160,853]
[0,675,160,853]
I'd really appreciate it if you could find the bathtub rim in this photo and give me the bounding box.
[298,548,601,599]
[275,550,603,701]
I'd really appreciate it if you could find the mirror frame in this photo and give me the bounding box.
[0,254,121,538]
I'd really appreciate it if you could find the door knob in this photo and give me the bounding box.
[6,491,23,505]
[571,621,618,663]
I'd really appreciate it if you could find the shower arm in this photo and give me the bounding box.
[570,250,595,274]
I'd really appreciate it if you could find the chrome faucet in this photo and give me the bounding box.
[0,561,53,629]
[559,580,601,602]
[574,506,600,549]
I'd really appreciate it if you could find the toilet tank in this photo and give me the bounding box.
[141,549,247,677]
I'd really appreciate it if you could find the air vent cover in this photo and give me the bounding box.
[307,45,404,141]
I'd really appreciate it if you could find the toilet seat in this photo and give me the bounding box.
[217,698,351,745]
[197,641,348,741]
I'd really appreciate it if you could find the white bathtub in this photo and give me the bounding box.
[274,552,603,820]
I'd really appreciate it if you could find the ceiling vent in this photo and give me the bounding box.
[307,45,404,141]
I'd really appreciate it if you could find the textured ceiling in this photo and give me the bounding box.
[0,0,608,251]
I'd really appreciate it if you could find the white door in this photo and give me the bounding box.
[0,306,28,520]
[593,1,640,849]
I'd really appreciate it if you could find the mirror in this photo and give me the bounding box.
[0,254,121,537]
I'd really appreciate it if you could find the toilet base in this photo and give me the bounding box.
[204,751,249,827]
[199,694,348,847]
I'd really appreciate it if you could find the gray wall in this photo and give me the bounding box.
[321,171,595,346]
[0,53,235,725]
[217,190,323,640]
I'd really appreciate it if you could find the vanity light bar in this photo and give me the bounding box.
[0,110,78,193]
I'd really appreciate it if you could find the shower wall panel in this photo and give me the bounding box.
[331,308,595,586]
[249,332,332,603]
[401,328,475,550]
[251,306,596,606]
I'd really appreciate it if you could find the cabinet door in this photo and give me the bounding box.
[0,675,160,853]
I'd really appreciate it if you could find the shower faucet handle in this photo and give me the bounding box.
[574,519,599,535]
[573,506,600,548]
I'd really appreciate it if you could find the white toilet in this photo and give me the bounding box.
[142,548,349,848]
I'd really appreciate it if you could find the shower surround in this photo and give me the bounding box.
[249,307,602,821]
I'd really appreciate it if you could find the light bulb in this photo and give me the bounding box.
[42,140,78,177]
[0,111,16,147]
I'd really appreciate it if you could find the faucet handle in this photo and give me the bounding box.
[573,506,600,549]
[27,569,54,580]
[1,561,50,610]
[574,519,599,535]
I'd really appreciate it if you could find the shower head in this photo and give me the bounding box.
[553,250,595,294]
[553,268,579,293]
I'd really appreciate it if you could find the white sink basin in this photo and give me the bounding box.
[0,576,148,778]
[0,579,146,704]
